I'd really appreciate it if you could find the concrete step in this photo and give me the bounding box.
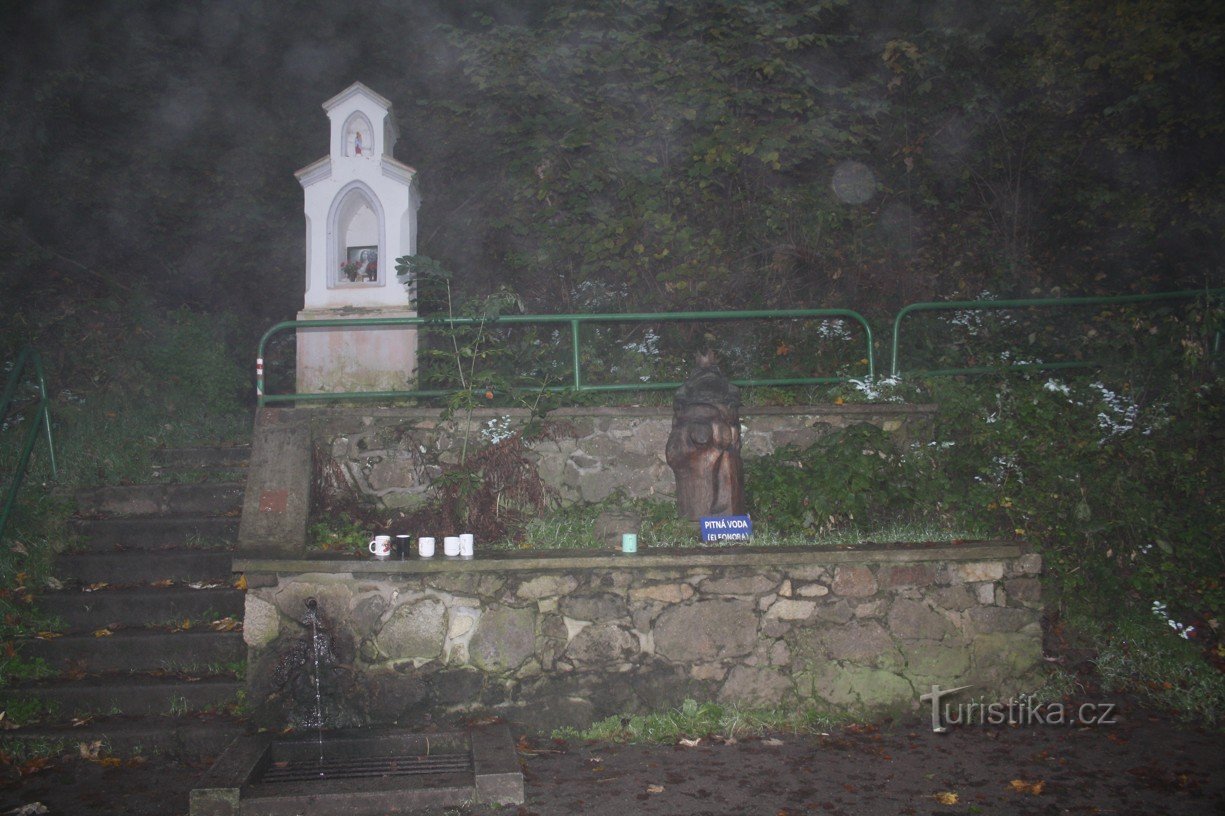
[20,628,245,674]
[0,716,246,759]
[153,444,251,473]
[74,482,245,517]
[3,674,243,719]
[55,550,235,584]
[36,587,243,631]
[69,514,239,550]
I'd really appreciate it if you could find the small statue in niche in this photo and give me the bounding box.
[666,351,746,521]
[354,131,364,155]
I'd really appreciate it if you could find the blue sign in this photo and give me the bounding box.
[700,515,753,542]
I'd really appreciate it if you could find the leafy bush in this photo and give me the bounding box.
[746,423,952,537]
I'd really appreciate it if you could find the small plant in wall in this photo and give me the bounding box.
[396,254,563,463]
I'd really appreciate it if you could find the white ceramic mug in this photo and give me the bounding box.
[418,536,435,558]
[369,535,392,558]
[459,533,474,559]
[444,536,460,557]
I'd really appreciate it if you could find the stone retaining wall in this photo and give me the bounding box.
[236,543,1042,734]
[284,403,936,509]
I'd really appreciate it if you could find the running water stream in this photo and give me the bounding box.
[272,597,340,777]
[305,598,326,776]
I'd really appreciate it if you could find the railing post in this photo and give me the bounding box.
[570,318,583,391]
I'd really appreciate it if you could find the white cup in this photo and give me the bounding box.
[368,535,392,558]
[459,533,474,559]
[418,537,435,558]
[443,536,460,557]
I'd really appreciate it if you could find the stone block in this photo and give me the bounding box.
[653,599,759,663]
[761,619,792,638]
[887,598,956,641]
[565,622,639,666]
[558,592,627,622]
[242,595,279,649]
[950,561,1005,583]
[428,668,487,707]
[469,605,538,673]
[877,564,936,588]
[1004,577,1043,606]
[376,598,447,660]
[629,583,694,605]
[765,599,817,621]
[832,565,878,597]
[969,633,1044,691]
[813,600,854,625]
[516,574,579,600]
[1015,552,1043,575]
[701,574,778,596]
[804,662,913,710]
[931,585,975,611]
[350,593,389,638]
[794,582,829,598]
[966,606,1037,634]
[718,665,793,705]
[809,621,901,670]
[853,599,885,618]
[901,642,971,680]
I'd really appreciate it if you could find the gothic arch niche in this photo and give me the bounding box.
[343,112,374,157]
[330,185,384,286]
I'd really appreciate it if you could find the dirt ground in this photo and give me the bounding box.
[2,698,1222,815]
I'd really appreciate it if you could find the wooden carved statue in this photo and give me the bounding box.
[666,352,746,520]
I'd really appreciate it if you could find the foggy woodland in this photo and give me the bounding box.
[1,0,1222,348]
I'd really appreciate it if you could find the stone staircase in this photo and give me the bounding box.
[2,445,251,758]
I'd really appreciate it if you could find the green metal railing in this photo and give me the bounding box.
[256,309,875,406]
[890,288,1225,378]
[255,289,1222,405]
[1,347,57,544]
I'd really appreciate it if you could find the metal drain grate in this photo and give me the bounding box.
[258,752,473,784]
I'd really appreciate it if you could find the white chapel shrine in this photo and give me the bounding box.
[294,82,421,394]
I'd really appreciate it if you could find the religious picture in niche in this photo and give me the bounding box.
[341,246,378,283]
[354,131,363,155]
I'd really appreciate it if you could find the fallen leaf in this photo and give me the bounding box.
[149,579,174,588]
[1009,779,1046,795]
[93,757,122,768]
[35,631,63,640]
[83,582,109,592]
[678,737,701,747]
[210,617,241,632]
[188,581,223,590]
[78,740,103,760]
[933,791,959,805]
[234,575,248,591]
[761,737,784,746]
[92,628,113,638]
[646,784,665,794]
[70,716,94,728]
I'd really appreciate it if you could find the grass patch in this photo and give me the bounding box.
[554,698,852,744]
[500,498,982,552]
[1071,607,1225,724]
